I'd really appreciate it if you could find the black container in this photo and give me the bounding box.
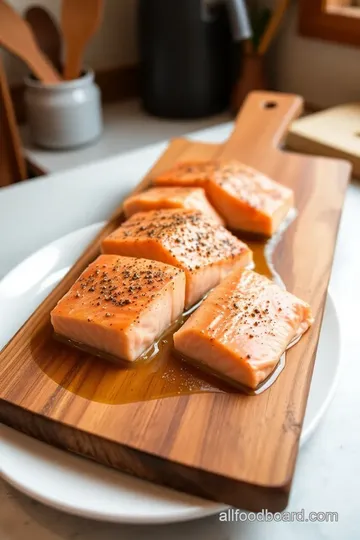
[138,0,233,118]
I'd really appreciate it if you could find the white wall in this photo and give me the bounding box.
[260,0,360,107]
[2,0,138,85]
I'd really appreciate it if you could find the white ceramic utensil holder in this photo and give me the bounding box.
[25,70,102,149]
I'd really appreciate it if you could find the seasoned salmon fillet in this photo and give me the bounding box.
[123,186,224,224]
[101,209,252,308]
[154,160,294,236]
[51,255,186,363]
[206,161,294,236]
[173,268,313,389]
[153,161,218,189]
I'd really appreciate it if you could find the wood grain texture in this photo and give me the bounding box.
[0,91,351,512]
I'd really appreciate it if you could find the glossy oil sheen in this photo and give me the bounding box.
[34,218,294,404]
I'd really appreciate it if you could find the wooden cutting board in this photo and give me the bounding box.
[0,92,351,512]
[287,103,360,179]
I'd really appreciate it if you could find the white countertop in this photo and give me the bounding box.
[1,121,360,540]
[21,100,231,174]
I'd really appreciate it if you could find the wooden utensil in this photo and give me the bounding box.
[244,38,253,55]
[249,4,271,51]
[0,57,26,187]
[0,1,61,84]
[287,104,360,179]
[231,0,289,113]
[258,0,289,55]
[0,92,351,512]
[25,6,62,72]
[61,0,104,80]
[231,52,266,113]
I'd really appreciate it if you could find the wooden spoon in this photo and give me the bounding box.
[0,0,61,84]
[61,0,104,80]
[25,6,62,72]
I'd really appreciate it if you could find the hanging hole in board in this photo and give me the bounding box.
[355,132,360,138]
[263,101,278,109]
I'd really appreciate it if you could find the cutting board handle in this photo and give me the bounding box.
[220,91,303,163]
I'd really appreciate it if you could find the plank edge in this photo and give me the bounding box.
[0,400,290,512]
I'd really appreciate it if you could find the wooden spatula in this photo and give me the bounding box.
[25,6,62,72]
[61,0,104,80]
[0,0,61,84]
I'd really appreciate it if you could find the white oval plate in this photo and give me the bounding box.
[0,223,341,524]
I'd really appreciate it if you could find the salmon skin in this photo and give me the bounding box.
[123,186,224,225]
[101,208,253,309]
[173,268,313,390]
[51,255,186,363]
[153,160,294,236]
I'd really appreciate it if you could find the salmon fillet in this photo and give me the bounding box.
[173,268,313,389]
[154,160,294,236]
[153,161,218,189]
[123,186,224,225]
[51,255,186,363]
[207,161,294,236]
[101,209,252,308]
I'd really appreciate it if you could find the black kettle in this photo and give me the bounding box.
[138,0,250,119]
